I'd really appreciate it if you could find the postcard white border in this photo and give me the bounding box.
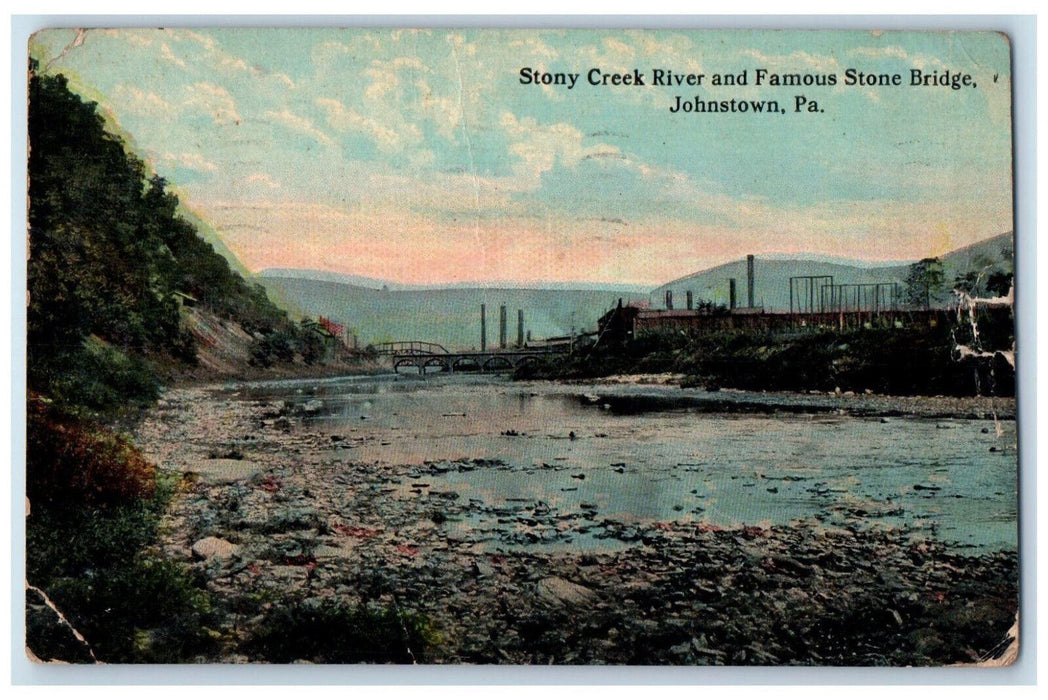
[6,12,1039,688]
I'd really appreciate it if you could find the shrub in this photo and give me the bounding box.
[248,598,439,663]
[29,337,162,419]
[25,471,219,663]
[26,397,156,510]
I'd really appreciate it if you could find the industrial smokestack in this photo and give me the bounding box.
[686,290,694,310]
[499,305,507,349]
[480,304,487,351]
[746,255,755,308]
[517,309,524,347]
[665,290,673,310]
[729,279,737,310]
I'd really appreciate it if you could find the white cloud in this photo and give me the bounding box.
[315,97,407,151]
[159,42,187,69]
[847,45,947,72]
[272,72,296,89]
[245,172,280,189]
[163,152,218,173]
[219,55,250,73]
[174,29,219,52]
[507,36,558,60]
[741,48,842,75]
[264,108,334,147]
[603,37,634,57]
[113,85,173,119]
[183,82,241,124]
[101,29,153,47]
[500,111,620,184]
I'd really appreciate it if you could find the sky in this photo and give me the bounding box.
[28,28,1013,287]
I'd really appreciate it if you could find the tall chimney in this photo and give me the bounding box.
[746,255,755,308]
[499,305,507,349]
[686,290,694,310]
[517,309,524,347]
[665,290,674,310]
[480,304,487,351]
[729,279,737,310]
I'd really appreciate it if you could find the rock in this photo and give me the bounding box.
[670,641,692,657]
[767,555,812,578]
[314,544,355,559]
[185,457,266,485]
[536,576,597,606]
[191,536,238,560]
[473,559,495,579]
[258,506,322,533]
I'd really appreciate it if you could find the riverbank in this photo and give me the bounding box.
[128,380,1018,664]
[568,375,1016,420]
[515,324,1016,399]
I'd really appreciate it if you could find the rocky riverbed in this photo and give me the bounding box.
[133,382,1018,665]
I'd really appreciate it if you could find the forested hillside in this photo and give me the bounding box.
[24,64,337,662]
[26,63,328,416]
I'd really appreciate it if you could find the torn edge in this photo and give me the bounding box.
[25,582,100,664]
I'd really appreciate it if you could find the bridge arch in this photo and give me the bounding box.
[423,357,450,373]
[482,356,514,372]
[452,357,482,372]
[393,357,450,373]
[393,358,420,372]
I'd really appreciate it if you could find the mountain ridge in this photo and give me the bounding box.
[256,232,1014,347]
[255,232,1013,299]
[651,232,1013,311]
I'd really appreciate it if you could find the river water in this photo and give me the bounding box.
[230,373,1018,553]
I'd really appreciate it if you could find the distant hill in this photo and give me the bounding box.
[649,233,1013,312]
[259,269,405,290]
[257,268,652,294]
[255,233,1013,348]
[938,232,1014,282]
[255,276,648,350]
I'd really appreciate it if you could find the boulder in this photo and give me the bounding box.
[185,458,265,485]
[191,536,238,560]
[536,576,597,606]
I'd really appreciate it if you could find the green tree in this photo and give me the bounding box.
[904,257,945,310]
[27,63,313,412]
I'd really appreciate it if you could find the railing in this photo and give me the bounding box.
[369,341,450,356]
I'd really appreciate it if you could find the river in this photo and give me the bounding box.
[225,372,1017,553]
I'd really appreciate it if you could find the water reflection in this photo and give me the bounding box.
[226,374,1017,552]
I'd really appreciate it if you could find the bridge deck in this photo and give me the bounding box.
[388,348,564,373]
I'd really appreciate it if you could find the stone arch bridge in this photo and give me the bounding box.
[370,341,563,374]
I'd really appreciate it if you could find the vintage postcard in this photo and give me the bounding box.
[25,27,1017,667]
